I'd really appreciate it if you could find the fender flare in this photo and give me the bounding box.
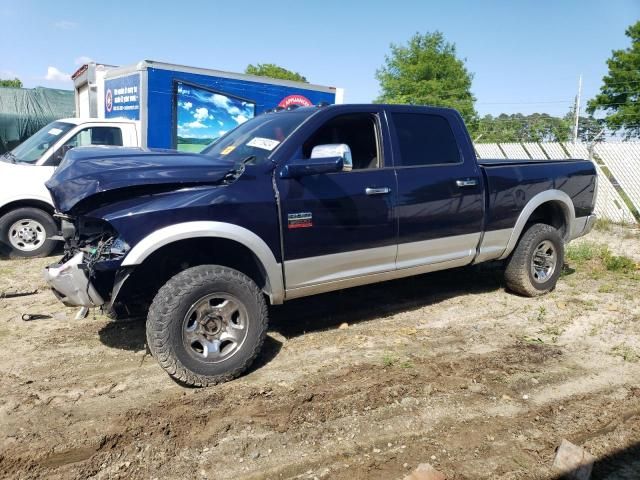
[120,221,284,304]
[0,195,55,213]
[498,189,575,260]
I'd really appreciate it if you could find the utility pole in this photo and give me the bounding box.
[573,74,583,144]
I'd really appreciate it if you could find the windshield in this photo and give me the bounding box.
[201,110,313,165]
[9,121,75,164]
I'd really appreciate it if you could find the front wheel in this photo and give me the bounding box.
[146,265,268,387]
[504,223,564,297]
[0,207,58,258]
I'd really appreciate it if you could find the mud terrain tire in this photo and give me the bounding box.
[504,223,564,297]
[147,265,268,387]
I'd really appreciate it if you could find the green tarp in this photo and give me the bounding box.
[0,86,75,154]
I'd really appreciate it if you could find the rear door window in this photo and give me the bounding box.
[65,127,124,148]
[48,126,124,166]
[391,113,461,167]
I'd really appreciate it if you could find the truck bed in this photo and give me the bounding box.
[477,158,587,166]
[478,157,597,234]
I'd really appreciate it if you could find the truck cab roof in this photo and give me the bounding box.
[56,118,138,125]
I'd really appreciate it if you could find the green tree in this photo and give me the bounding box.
[245,63,308,83]
[0,78,23,88]
[587,20,640,138]
[375,32,477,126]
[563,108,605,143]
[576,116,605,143]
[477,113,571,143]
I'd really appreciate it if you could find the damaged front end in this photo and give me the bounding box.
[42,146,244,313]
[44,216,129,308]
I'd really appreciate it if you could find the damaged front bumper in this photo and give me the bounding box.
[44,252,105,307]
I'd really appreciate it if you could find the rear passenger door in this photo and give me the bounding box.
[388,108,484,269]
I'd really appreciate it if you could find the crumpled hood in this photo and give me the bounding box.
[46,146,234,213]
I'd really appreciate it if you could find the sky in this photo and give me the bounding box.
[1,0,638,117]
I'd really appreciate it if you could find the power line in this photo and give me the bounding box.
[477,100,573,105]
[592,79,640,86]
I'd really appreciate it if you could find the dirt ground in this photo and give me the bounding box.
[1,224,639,480]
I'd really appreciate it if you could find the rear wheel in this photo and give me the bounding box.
[146,265,268,386]
[504,223,564,297]
[0,207,57,258]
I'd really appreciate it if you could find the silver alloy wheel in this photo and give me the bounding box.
[182,293,249,363]
[8,219,47,252]
[530,240,557,283]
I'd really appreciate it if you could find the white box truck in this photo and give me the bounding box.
[0,61,343,257]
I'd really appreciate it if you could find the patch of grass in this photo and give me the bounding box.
[598,284,615,293]
[566,242,607,263]
[566,241,638,277]
[566,296,598,311]
[521,335,546,345]
[381,353,414,369]
[529,305,548,322]
[594,218,613,232]
[604,254,636,273]
[382,353,397,367]
[539,325,564,343]
[539,324,564,337]
[611,344,639,363]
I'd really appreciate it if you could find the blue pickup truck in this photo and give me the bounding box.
[44,104,597,386]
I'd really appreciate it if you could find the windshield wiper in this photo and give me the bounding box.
[1,151,17,164]
[224,155,256,182]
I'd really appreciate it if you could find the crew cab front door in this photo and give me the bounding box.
[276,109,397,293]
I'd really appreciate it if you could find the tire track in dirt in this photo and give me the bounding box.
[2,228,639,479]
[3,339,638,480]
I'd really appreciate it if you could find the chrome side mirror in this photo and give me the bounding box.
[310,144,352,172]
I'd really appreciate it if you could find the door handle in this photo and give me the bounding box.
[455,178,478,188]
[365,187,391,195]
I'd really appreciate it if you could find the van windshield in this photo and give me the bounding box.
[201,110,313,165]
[9,121,75,164]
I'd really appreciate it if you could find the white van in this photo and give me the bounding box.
[0,118,139,257]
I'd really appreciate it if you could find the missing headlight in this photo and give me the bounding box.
[110,237,130,256]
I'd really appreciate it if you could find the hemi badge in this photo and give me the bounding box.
[288,212,313,229]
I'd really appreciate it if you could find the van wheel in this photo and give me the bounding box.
[146,265,268,387]
[0,207,57,258]
[504,223,564,297]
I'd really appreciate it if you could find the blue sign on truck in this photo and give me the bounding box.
[104,73,140,120]
[102,60,341,151]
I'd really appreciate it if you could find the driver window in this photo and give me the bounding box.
[48,127,124,166]
[65,129,91,148]
[64,127,123,148]
[302,114,381,170]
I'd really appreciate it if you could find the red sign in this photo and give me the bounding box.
[278,94,312,108]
